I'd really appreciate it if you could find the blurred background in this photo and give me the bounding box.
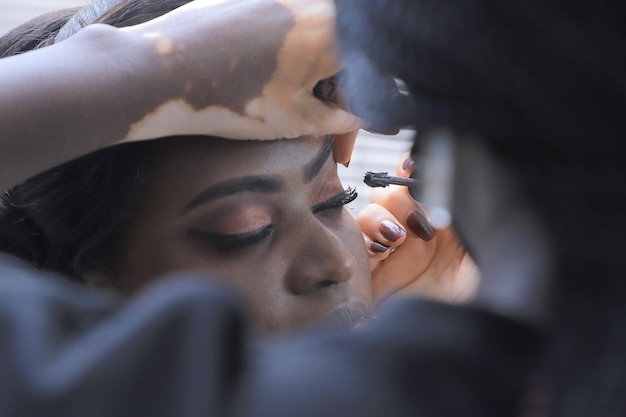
[0,0,413,214]
[0,0,86,34]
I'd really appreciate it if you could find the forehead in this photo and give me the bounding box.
[143,135,328,187]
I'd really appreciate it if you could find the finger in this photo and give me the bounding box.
[372,227,465,303]
[332,130,359,166]
[370,185,435,241]
[356,203,407,248]
[405,205,436,241]
[371,234,437,302]
[393,244,469,303]
[391,230,475,303]
[395,152,414,177]
[363,233,391,265]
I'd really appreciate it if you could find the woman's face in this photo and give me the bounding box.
[108,135,372,333]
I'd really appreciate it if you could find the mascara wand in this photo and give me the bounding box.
[363,171,420,188]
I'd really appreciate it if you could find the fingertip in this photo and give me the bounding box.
[370,240,390,254]
[333,131,359,166]
[380,219,406,243]
[402,156,415,172]
[363,235,391,265]
[395,151,414,177]
[406,208,436,241]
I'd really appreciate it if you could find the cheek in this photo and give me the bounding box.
[214,260,281,300]
[204,254,287,333]
[131,244,284,326]
[117,209,372,332]
[115,236,214,293]
[337,212,372,288]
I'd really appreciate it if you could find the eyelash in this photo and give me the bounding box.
[187,224,274,253]
[188,187,357,253]
[311,186,358,214]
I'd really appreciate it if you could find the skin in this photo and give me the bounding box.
[358,152,480,305]
[92,136,372,334]
[0,0,472,329]
[359,134,552,324]
[0,0,361,191]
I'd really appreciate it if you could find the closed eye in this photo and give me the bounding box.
[187,224,273,252]
[311,187,358,214]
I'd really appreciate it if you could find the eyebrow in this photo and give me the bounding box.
[181,175,283,215]
[302,136,334,183]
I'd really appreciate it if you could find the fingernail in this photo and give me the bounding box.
[370,241,389,253]
[406,209,435,241]
[402,157,415,172]
[380,220,405,242]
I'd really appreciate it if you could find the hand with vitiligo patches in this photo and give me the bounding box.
[119,0,362,164]
[0,0,362,189]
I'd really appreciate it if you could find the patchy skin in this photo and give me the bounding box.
[0,0,361,190]
[174,2,293,114]
[123,0,359,142]
[155,37,174,55]
[122,0,294,142]
[126,100,270,141]
[242,0,360,138]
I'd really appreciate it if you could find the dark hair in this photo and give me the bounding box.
[0,8,81,58]
[0,0,193,281]
[0,145,147,280]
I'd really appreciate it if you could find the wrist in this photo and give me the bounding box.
[71,23,191,141]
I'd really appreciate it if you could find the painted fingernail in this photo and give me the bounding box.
[370,241,389,253]
[402,157,415,172]
[406,209,435,241]
[380,220,405,242]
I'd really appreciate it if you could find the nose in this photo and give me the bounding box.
[285,220,357,295]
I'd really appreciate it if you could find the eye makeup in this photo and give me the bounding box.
[183,138,354,254]
[186,186,357,253]
[311,187,358,213]
[181,175,282,216]
[302,135,334,183]
[187,224,273,252]
[184,200,275,252]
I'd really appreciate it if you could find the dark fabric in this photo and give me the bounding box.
[0,254,246,417]
[0,254,541,416]
[239,301,541,417]
[335,1,626,252]
[337,0,626,156]
[335,3,626,416]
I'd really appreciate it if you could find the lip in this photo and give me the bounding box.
[322,301,371,331]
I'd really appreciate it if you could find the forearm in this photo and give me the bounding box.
[0,0,362,190]
[0,24,171,190]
